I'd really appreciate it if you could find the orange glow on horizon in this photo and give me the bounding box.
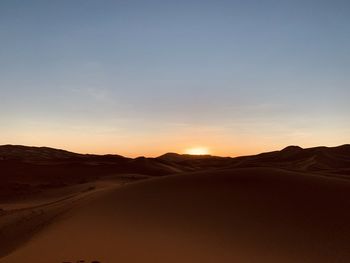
[184,147,210,155]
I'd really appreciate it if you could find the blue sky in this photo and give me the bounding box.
[1,0,349,156]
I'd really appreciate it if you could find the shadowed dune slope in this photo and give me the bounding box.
[217,145,350,176]
[0,146,183,201]
[0,145,82,161]
[2,167,350,263]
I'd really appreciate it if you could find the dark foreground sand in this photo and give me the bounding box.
[1,167,350,263]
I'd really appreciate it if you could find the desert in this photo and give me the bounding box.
[1,145,350,262]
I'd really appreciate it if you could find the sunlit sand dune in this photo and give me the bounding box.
[2,167,350,263]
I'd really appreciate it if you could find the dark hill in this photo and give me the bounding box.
[229,144,350,174]
[1,144,350,201]
[0,145,81,161]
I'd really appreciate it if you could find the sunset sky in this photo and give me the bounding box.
[1,0,349,157]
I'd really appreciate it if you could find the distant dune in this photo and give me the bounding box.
[1,144,350,262]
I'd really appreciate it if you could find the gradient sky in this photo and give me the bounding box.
[1,0,349,157]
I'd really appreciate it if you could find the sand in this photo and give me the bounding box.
[1,167,350,263]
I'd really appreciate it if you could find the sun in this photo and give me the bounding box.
[184,147,210,155]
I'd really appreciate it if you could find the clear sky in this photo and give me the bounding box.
[1,0,349,157]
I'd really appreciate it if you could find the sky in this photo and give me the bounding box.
[0,0,349,157]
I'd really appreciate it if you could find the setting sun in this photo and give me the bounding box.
[184,147,210,155]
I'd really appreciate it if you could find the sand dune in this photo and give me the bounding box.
[2,167,350,262]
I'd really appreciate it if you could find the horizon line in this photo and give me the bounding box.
[1,143,349,159]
